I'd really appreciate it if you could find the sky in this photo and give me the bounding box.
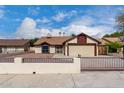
[0,5,124,39]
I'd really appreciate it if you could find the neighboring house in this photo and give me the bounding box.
[98,37,124,55]
[101,37,120,43]
[34,33,100,57]
[0,39,30,53]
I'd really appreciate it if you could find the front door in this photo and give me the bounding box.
[42,45,49,53]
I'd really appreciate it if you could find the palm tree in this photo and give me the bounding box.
[59,32,62,36]
[63,32,65,36]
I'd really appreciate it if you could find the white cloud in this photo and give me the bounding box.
[36,17,50,24]
[41,17,50,23]
[38,29,64,36]
[70,16,94,26]
[62,15,114,37]
[16,17,41,39]
[16,17,54,38]
[16,17,67,38]
[28,7,40,16]
[52,12,67,22]
[16,15,114,39]
[62,24,113,37]
[52,10,77,22]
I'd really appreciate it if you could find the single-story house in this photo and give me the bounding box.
[34,33,100,57]
[98,37,124,55]
[0,39,30,53]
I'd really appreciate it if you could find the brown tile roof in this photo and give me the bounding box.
[98,37,124,45]
[97,38,110,45]
[0,39,30,47]
[34,36,72,45]
[103,37,120,42]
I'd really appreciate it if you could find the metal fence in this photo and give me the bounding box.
[81,57,124,71]
[0,58,14,63]
[23,58,73,63]
[1,57,124,71]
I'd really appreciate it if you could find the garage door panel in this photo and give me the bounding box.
[69,45,95,57]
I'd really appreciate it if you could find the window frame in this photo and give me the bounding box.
[55,45,63,54]
[42,44,49,53]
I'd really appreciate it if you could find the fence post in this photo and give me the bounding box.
[73,57,80,63]
[122,45,124,59]
[73,57,80,73]
[14,57,23,63]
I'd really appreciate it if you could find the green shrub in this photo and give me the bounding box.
[107,42,123,53]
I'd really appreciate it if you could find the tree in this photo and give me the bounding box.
[106,42,123,53]
[59,32,62,36]
[103,31,124,37]
[30,38,39,47]
[71,33,76,36]
[116,13,124,33]
[103,34,110,37]
[103,13,124,38]
[116,14,124,24]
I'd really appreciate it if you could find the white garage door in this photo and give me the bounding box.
[68,45,95,57]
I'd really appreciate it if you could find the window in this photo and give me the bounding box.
[4,47,7,53]
[56,46,63,53]
[42,45,49,53]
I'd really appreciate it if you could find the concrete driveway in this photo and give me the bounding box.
[0,71,124,88]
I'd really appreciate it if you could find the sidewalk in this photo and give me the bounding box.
[0,71,124,88]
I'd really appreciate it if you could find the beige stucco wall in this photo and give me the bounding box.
[68,45,95,57]
[30,47,35,52]
[64,38,77,55]
[35,46,41,53]
[121,47,123,52]
[16,48,24,52]
[2,47,24,53]
[50,46,55,53]
[66,37,98,44]
[67,38,77,44]
[96,45,98,56]
[87,37,98,44]
[118,47,123,57]
[0,58,80,74]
